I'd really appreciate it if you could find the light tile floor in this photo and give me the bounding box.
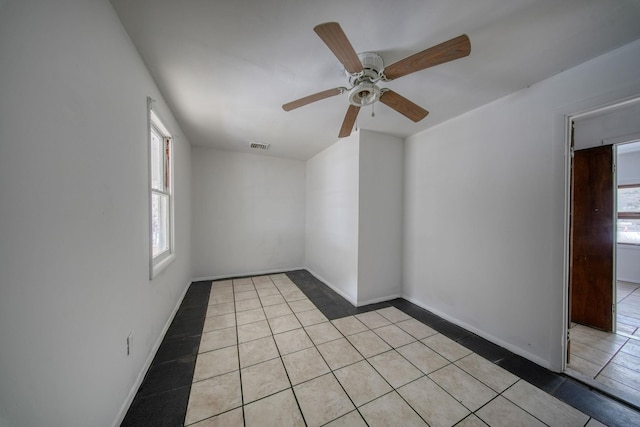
[185,274,601,427]
[568,281,640,405]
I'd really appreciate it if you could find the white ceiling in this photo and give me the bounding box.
[110,0,640,160]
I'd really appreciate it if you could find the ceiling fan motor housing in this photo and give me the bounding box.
[347,52,384,107]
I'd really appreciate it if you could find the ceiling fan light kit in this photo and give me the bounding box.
[347,52,384,107]
[283,22,471,138]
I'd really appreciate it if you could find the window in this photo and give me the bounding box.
[148,100,174,277]
[617,184,640,245]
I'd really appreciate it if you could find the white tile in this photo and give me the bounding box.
[595,372,640,397]
[334,360,392,406]
[305,321,343,345]
[296,308,328,327]
[206,302,235,317]
[282,347,330,385]
[203,313,235,332]
[476,396,545,427]
[256,286,280,297]
[398,376,470,427]
[356,311,392,329]
[238,335,279,368]
[199,327,237,353]
[251,275,272,283]
[282,290,308,302]
[189,407,243,427]
[455,353,518,393]
[263,302,293,319]
[235,290,258,301]
[597,362,640,391]
[323,410,368,427]
[570,340,616,366]
[455,414,489,427]
[376,306,413,323]
[193,346,238,382]
[185,371,242,425]
[317,337,363,370]
[347,330,392,358]
[396,341,449,374]
[233,284,255,293]
[244,388,304,427]
[294,373,355,427]
[359,391,427,427]
[373,324,416,348]
[429,364,497,412]
[237,320,271,343]
[236,307,266,326]
[208,293,234,305]
[241,358,290,403]
[288,298,316,313]
[502,380,590,427]
[567,354,602,378]
[268,313,302,334]
[422,333,472,361]
[396,318,438,340]
[332,316,368,336]
[234,298,261,312]
[260,294,286,306]
[274,328,314,355]
[211,279,232,288]
[368,350,423,388]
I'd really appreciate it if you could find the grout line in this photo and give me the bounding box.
[182,272,640,426]
[229,280,247,427]
[593,338,629,379]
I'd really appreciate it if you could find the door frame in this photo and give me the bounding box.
[561,96,640,371]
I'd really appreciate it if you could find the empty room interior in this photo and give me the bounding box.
[2,1,640,426]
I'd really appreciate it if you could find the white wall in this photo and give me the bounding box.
[574,101,640,150]
[306,133,360,303]
[618,149,640,185]
[191,147,305,279]
[0,1,192,426]
[403,39,640,371]
[617,148,640,284]
[305,130,404,305]
[358,130,404,304]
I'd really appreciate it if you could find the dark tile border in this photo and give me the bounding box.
[285,269,640,426]
[122,270,640,426]
[121,281,210,426]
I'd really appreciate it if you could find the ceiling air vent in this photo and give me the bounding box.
[249,142,270,150]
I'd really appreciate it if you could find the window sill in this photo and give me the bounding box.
[618,243,640,251]
[150,253,176,279]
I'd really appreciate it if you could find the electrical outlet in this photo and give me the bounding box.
[127,332,133,356]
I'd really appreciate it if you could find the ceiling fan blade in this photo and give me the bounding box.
[379,90,429,122]
[282,87,344,111]
[339,105,360,138]
[383,34,470,81]
[314,22,364,75]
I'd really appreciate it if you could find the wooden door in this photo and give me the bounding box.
[570,145,615,331]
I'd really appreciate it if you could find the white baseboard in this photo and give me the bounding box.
[618,278,640,286]
[356,294,402,307]
[112,280,191,427]
[401,293,553,371]
[192,266,303,283]
[303,269,401,307]
[304,268,358,306]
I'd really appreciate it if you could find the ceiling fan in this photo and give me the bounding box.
[282,22,471,138]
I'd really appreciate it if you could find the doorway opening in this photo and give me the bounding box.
[565,97,640,408]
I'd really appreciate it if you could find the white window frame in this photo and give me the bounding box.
[148,98,175,278]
